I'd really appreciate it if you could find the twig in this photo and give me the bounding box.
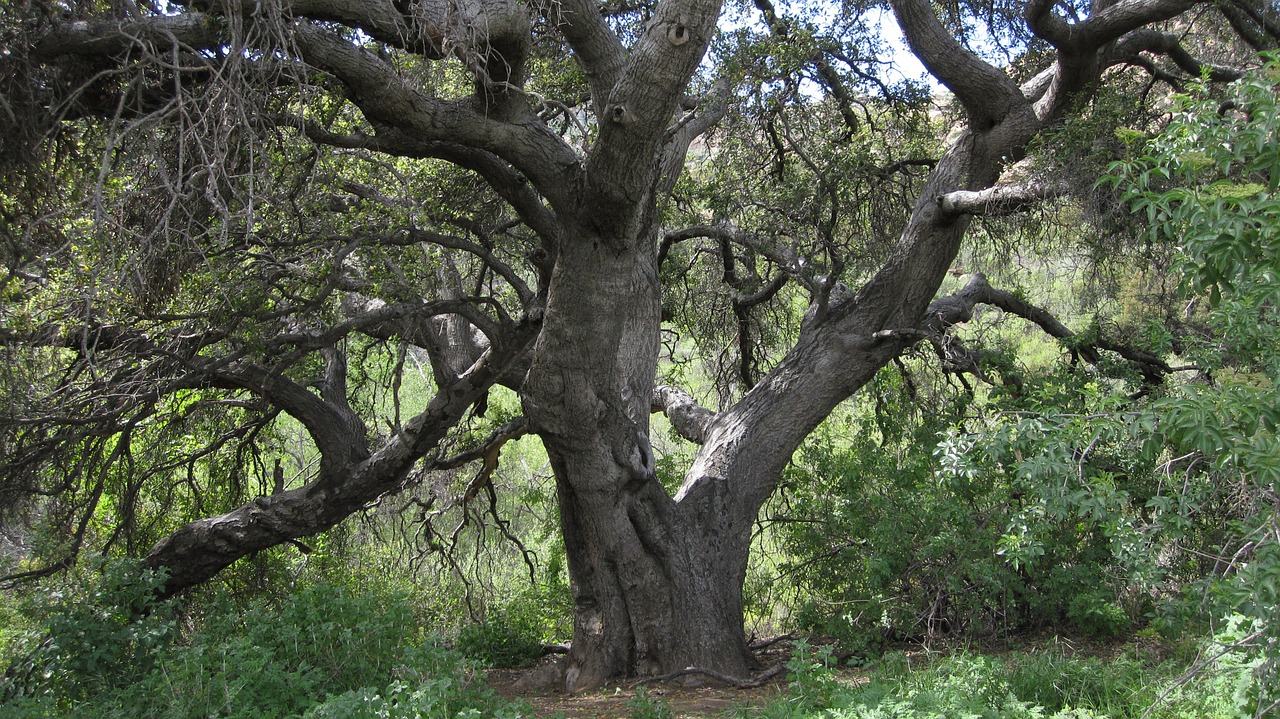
[1141,628,1266,719]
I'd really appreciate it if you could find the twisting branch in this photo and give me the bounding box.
[529,0,625,109]
[31,13,226,59]
[1218,0,1280,51]
[914,274,1188,389]
[890,0,1027,128]
[660,224,820,291]
[1025,0,1199,55]
[1108,29,1245,82]
[426,417,530,473]
[652,385,716,444]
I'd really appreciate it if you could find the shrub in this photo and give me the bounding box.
[456,610,544,668]
[1,557,176,704]
[1,570,528,718]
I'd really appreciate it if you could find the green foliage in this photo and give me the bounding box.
[771,58,1279,715]
[626,686,674,719]
[301,679,530,719]
[1065,593,1131,642]
[1,557,176,704]
[1102,56,1280,362]
[454,578,570,669]
[752,642,1261,719]
[774,365,1150,648]
[1099,55,1280,714]
[456,610,545,669]
[1,568,527,718]
[785,641,841,710]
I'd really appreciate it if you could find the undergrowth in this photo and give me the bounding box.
[0,558,530,718]
[744,638,1267,719]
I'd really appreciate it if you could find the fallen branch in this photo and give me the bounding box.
[749,633,794,650]
[632,662,786,689]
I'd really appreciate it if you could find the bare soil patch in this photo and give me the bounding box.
[486,650,796,719]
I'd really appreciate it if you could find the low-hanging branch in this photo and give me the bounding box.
[884,273,1195,389]
[935,181,1069,218]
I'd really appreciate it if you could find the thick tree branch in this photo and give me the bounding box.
[734,272,788,309]
[652,385,716,444]
[924,274,1179,387]
[144,323,539,596]
[31,13,225,58]
[164,0,443,56]
[360,130,566,253]
[206,361,370,470]
[584,0,723,214]
[532,0,626,109]
[657,77,730,200]
[1025,0,1199,54]
[936,181,1070,217]
[1108,29,1244,82]
[889,0,1026,128]
[269,298,506,355]
[1219,0,1280,50]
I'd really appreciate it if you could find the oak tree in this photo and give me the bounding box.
[1,0,1273,690]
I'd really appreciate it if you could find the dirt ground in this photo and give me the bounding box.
[484,634,1146,718]
[485,647,831,718]
[487,669,787,718]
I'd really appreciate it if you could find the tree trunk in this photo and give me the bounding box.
[551,460,755,690]
[522,216,757,689]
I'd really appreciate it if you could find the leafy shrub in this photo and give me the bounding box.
[626,686,674,719]
[455,580,569,668]
[1066,592,1131,640]
[1101,55,1280,714]
[785,641,841,710]
[774,376,1144,650]
[2,570,527,718]
[1,557,176,703]
[756,644,1248,719]
[456,610,544,668]
[301,659,529,719]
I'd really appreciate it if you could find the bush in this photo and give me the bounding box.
[456,611,544,668]
[755,644,1240,719]
[1,569,528,718]
[1,557,176,704]
[1066,592,1131,640]
[455,581,568,668]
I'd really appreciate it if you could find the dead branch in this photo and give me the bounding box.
[631,662,786,689]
